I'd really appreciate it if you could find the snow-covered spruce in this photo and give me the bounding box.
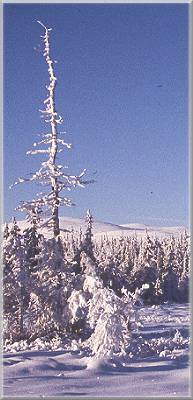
[2,218,190,350]
[86,289,135,358]
[66,253,138,358]
[3,218,29,342]
[26,237,70,340]
[81,209,95,260]
[94,230,190,304]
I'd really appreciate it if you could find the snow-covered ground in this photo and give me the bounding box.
[3,303,191,397]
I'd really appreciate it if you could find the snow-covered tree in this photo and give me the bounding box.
[178,241,190,302]
[27,237,68,339]
[87,295,132,359]
[129,234,157,302]
[23,208,43,275]
[83,255,136,358]
[161,238,179,302]
[11,21,93,238]
[3,218,29,341]
[3,225,190,347]
[82,209,95,259]
[3,223,9,240]
[66,253,136,356]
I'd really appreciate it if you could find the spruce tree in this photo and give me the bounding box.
[3,223,9,240]
[82,209,95,259]
[3,218,28,341]
[23,208,43,275]
[161,238,179,302]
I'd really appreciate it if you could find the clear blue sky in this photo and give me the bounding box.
[4,3,189,226]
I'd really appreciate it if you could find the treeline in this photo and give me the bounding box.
[3,212,190,347]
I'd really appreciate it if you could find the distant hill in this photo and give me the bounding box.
[7,216,187,240]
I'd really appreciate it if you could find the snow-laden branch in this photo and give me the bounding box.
[31,138,72,149]
[26,149,50,155]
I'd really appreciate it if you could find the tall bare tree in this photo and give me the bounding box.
[11,21,93,238]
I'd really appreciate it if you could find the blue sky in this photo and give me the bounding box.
[4,4,189,226]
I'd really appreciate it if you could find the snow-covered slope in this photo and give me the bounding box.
[11,217,186,239]
[11,217,124,238]
[96,223,187,240]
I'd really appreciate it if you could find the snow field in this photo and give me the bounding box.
[3,303,190,397]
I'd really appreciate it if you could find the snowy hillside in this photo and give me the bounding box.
[9,216,187,239]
